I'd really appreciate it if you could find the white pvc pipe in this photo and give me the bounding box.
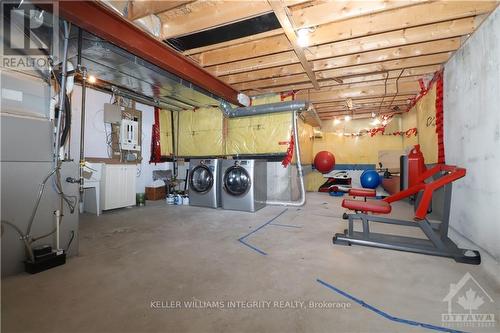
[55,210,61,250]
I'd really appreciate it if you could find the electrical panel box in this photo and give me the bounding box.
[103,103,122,123]
[120,119,140,151]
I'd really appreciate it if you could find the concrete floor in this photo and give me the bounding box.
[2,193,499,333]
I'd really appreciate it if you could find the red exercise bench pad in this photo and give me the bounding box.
[349,188,376,197]
[342,199,391,214]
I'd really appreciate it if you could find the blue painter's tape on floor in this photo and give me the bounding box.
[316,279,468,333]
[237,239,267,255]
[269,223,302,229]
[237,209,288,256]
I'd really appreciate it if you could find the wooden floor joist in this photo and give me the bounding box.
[196,2,493,66]
[208,35,461,77]
[313,95,416,108]
[121,0,498,120]
[251,65,441,94]
[128,1,192,21]
[233,52,451,91]
[268,0,323,89]
[295,81,421,103]
[315,101,409,113]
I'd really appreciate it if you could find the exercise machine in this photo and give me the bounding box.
[333,164,481,264]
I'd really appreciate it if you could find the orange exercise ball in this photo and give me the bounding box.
[314,151,336,174]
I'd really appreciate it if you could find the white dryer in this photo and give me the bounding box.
[188,159,221,208]
[221,160,267,212]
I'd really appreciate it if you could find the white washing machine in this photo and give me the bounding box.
[221,160,267,212]
[188,159,221,208]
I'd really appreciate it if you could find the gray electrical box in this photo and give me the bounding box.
[103,103,122,123]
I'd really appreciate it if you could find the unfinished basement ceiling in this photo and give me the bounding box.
[73,31,221,109]
[121,0,498,120]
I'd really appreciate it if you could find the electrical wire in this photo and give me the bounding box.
[377,71,390,116]
[387,69,405,113]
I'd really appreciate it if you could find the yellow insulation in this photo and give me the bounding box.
[226,93,294,155]
[158,92,317,158]
[158,109,173,156]
[400,85,438,162]
[401,106,418,149]
[313,132,403,164]
[226,112,292,155]
[177,107,224,156]
[415,85,438,163]
[297,118,314,164]
[305,171,325,192]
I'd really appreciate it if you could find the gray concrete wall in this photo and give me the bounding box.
[444,7,500,269]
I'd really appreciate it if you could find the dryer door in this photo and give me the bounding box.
[189,165,214,194]
[223,165,251,196]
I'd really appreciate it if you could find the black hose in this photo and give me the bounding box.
[59,93,71,147]
[66,230,75,252]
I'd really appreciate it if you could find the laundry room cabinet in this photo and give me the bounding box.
[100,164,136,210]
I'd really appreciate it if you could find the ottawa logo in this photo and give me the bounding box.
[441,272,495,329]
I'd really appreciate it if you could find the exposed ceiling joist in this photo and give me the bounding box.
[184,28,284,57]
[291,0,431,30]
[315,101,409,112]
[102,1,498,121]
[128,1,192,20]
[221,40,457,86]
[159,0,308,39]
[318,108,398,116]
[250,65,440,94]
[313,95,415,108]
[194,1,494,66]
[320,109,397,120]
[268,0,323,89]
[295,81,421,103]
[207,33,462,76]
[249,77,416,98]
[233,52,451,91]
[294,1,496,48]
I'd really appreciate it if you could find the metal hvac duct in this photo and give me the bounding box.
[220,100,308,118]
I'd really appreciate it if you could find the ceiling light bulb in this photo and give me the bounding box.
[344,115,351,122]
[297,29,309,48]
[371,112,376,118]
[297,28,309,37]
[333,118,341,125]
[88,75,97,84]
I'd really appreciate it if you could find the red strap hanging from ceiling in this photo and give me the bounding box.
[149,107,162,164]
[281,133,295,168]
[435,71,445,164]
